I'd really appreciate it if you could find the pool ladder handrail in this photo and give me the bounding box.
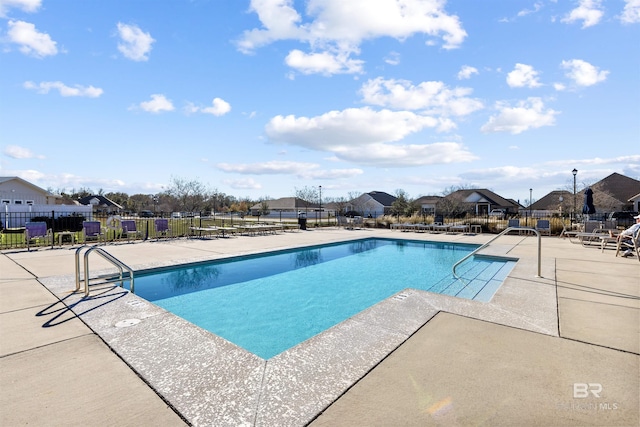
[452,226,541,281]
[75,246,134,296]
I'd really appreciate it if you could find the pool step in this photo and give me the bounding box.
[426,259,515,302]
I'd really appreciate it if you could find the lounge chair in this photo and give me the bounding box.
[507,218,521,234]
[616,231,640,261]
[82,221,105,244]
[428,214,449,233]
[121,220,142,242]
[535,220,551,236]
[24,221,52,250]
[568,220,604,246]
[448,223,470,233]
[154,218,172,239]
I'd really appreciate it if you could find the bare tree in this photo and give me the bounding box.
[164,176,211,213]
[329,196,349,216]
[294,186,319,214]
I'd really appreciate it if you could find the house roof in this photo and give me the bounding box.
[366,191,396,207]
[414,195,443,204]
[529,190,572,210]
[589,173,640,205]
[78,195,123,209]
[0,176,57,197]
[446,189,519,208]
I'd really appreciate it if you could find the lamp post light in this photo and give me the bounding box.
[572,168,578,223]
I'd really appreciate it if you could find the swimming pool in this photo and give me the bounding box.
[133,238,515,359]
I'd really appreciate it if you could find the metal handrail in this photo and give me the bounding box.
[75,246,134,296]
[452,226,541,281]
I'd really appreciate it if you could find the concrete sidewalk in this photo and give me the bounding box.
[1,229,638,426]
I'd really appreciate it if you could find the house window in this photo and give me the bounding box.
[26,200,35,205]
[13,200,23,205]
[1,200,10,205]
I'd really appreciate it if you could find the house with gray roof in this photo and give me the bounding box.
[529,190,573,216]
[442,189,520,216]
[347,191,397,217]
[589,172,640,212]
[78,195,123,215]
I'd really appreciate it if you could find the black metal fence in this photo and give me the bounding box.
[1,209,612,251]
[0,211,300,250]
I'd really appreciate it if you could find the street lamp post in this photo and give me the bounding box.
[318,185,322,226]
[572,168,578,223]
[529,188,533,226]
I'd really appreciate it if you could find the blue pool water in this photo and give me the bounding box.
[133,238,515,359]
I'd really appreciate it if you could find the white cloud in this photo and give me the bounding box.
[457,65,478,80]
[506,63,542,88]
[561,59,608,86]
[620,0,640,23]
[285,49,364,75]
[222,178,263,190]
[218,160,319,175]
[266,107,439,149]
[553,82,566,91]
[23,81,103,97]
[360,77,483,117]
[265,107,476,167]
[6,20,57,58]
[0,0,41,17]
[517,2,543,17]
[203,98,231,116]
[135,94,174,113]
[481,97,559,134]
[236,0,467,75]
[186,98,231,116]
[3,144,45,159]
[384,51,400,66]
[236,0,305,53]
[561,0,604,28]
[334,141,477,167]
[217,160,363,179]
[116,22,155,61]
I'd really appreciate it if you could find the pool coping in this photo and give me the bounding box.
[38,233,558,426]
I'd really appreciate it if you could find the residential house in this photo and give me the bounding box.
[533,173,640,218]
[442,189,520,216]
[249,197,329,219]
[629,192,640,212]
[347,191,397,217]
[528,190,573,217]
[1,176,91,228]
[414,195,443,216]
[589,173,640,213]
[78,195,123,215]
[0,176,58,206]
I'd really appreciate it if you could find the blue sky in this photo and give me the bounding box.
[1,0,639,204]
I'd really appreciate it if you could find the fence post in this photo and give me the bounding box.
[51,210,55,249]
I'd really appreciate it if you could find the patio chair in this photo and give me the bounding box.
[121,220,142,242]
[82,221,105,244]
[24,221,52,250]
[506,218,521,234]
[535,220,551,236]
[615,231,640,261]
[569,220,608,246]
[154,218,172,239]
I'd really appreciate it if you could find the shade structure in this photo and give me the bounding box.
[582,188,596,215]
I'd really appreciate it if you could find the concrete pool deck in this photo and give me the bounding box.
[1,228,638,426]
